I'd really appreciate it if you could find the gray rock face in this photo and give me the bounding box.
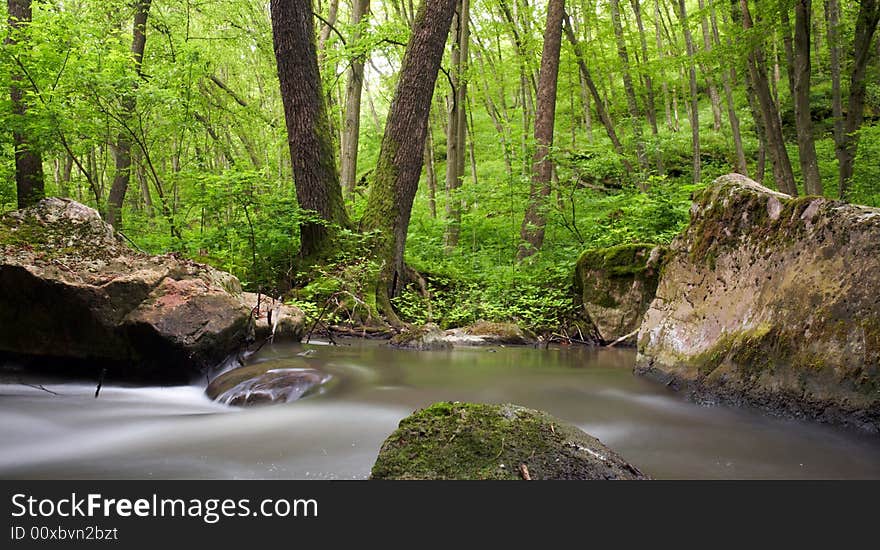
[371,402,649,480]
[0,198,304,380]
[636,174,880,432]
[575,243,666,343]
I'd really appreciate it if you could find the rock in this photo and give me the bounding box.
[453,321,536,346]
[575,243,666,344]
[636,174,880,432]
[370,402,648,480]
[0,198,304,380]
[206,360,332,406]
[242,292,305,342]
[389,323,452,350]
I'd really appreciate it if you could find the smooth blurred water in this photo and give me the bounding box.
[1,339,879,479]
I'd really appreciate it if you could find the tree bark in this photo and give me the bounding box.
[836,0,880,199]
[270,0,350,260]
[7,0,44,209]
[107,0,151,228]
[793,0,822,195]
[740,0,798,196]
[698,0,723,132]
[517,0,565,260]
[361,0,456,323]
[341,0,370,197]
[444,0,470,251]
[710,1,747,175]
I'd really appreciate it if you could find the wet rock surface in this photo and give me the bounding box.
[636,174,880,432]
[371,401,649,480]
[206,360,332,406]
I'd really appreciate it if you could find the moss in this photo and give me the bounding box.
[577,243,659,279]
[370,402,647,480]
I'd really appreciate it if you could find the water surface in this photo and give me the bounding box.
[1,340,879,479]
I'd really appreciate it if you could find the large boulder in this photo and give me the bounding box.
[575,243,666,343]
[0,198,304,380]
[370,402,648,480]
[636,174,880,432]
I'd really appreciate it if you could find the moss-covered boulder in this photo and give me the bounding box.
[637,174,880,432]
[575,243,666,343]
[0,198,304,381]
[370,402,648,480]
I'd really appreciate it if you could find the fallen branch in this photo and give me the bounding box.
[23,383,60,396]
[605,328,640,348]
[94,368,107,398]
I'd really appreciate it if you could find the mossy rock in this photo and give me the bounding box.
[575,243,666,343]
[462,321,536,345]
[389,323,452,350]
[370,402,648,480]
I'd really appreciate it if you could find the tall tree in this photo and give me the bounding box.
[270,0,350,260]
[106,0,152,228]
[740,0,798,196]
[836,0,880,199]
[610,0,647,173]
[341,0,371,197]
[361,0,456,323]
[792,0,822,195]
[444,0,470,251]
[710,0,747,175]
[7,0,44,209]
[517,0,565,260]
[676,0,701,183]
[563,13,634,174]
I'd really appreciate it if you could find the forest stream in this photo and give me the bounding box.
[2,340,879,480]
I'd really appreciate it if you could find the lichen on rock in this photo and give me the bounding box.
[636,174,880,432]
[370,401,648,480]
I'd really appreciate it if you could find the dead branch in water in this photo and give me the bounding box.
[23,383,60,396]
[605,328,639,348]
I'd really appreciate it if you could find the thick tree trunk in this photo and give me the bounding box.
[361,0,456,323]
[793,0,823,195]
[826,0,843,152]
[677,0,701,183]
[270,0,350,260]
[740,0,798,196]
[107,0,151,228]
[563,13,634,175]
[444,0,469,251]
[837,0,880,199]
[341,0,370,197]
[7,0,44,209]
[517,0,565,260]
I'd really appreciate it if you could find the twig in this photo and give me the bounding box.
[605,328,640,348]
[518,463,531,480]
[23,384,60,396]
[94,368,107,398]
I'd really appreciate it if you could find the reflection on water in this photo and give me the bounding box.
[1,339,879,479]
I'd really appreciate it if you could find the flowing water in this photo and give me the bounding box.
[2,339,879,479]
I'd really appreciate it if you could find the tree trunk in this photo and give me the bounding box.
[826,0,843,153]
[107,0,151,228]
[361,0,456,323]
[341,0,370,197]
[630,0,657,136]
[610,0,647,174]
[444,0,470,251]
[793,0,822,195]
[563,13,634,175]
[710,1,747,175]
[677,0,701,183]
[517,0,565,260]
[424,119,438,218]
[270,0,350,260]
[740,0,798,196]
[698,0,723,132]
[7,0,44,209]
[837,0,880,199]
[656,0,673,131]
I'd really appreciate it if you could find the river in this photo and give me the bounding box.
[1,339,879,479]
